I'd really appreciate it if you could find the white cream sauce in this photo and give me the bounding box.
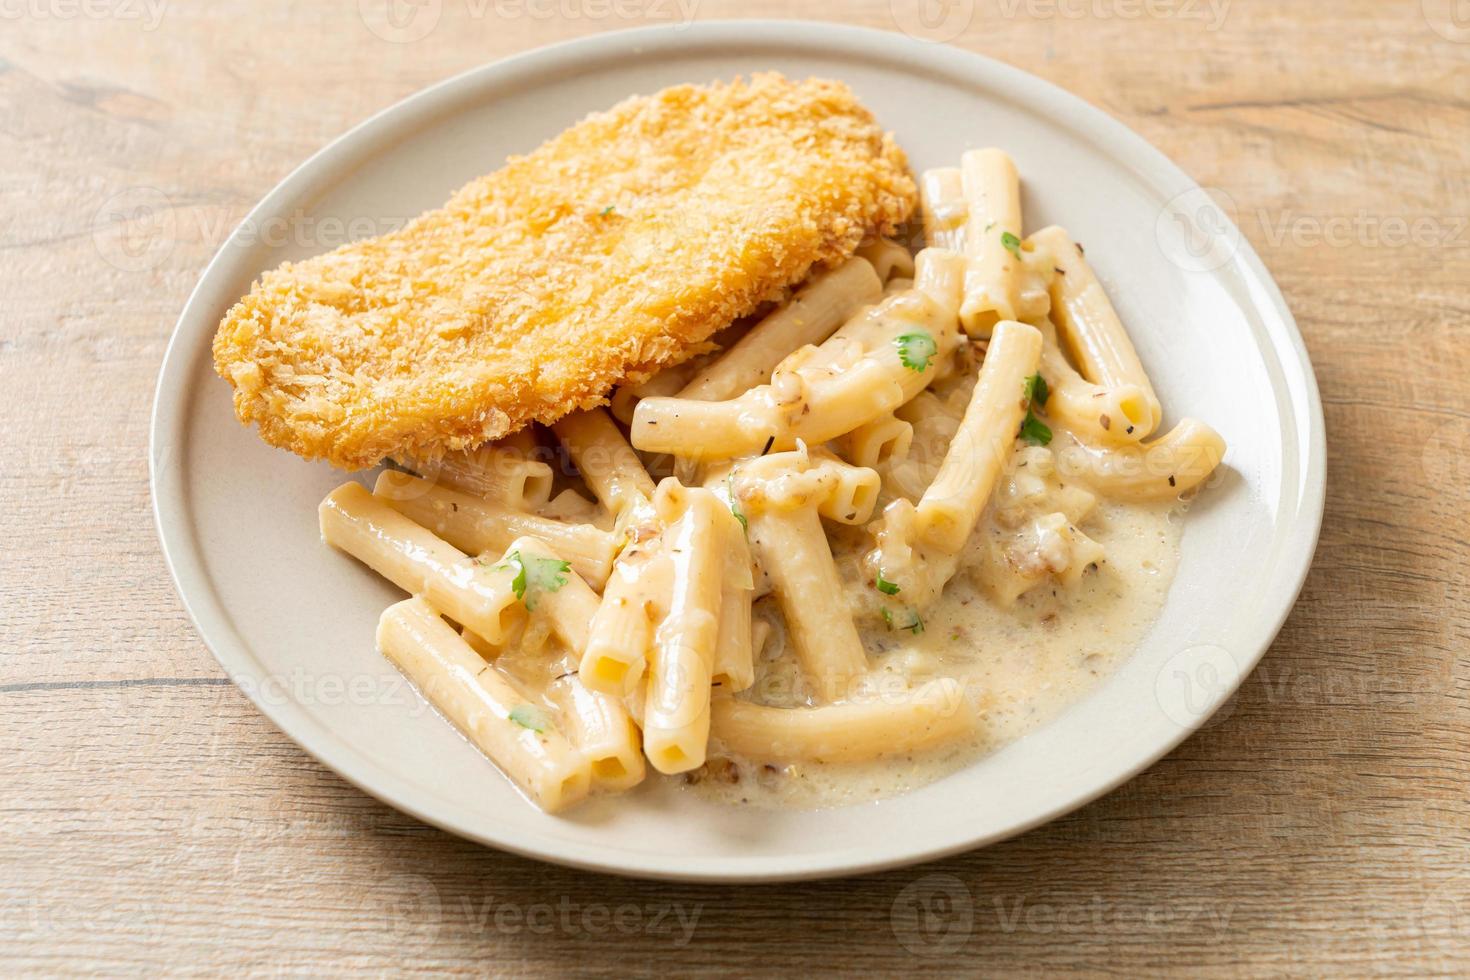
[687,448,1184,809]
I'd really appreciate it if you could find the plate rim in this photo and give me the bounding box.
[150,19,1326,882]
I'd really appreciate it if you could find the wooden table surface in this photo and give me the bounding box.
[4,0,1467,974]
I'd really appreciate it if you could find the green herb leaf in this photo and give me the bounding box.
[600,205,616,216]
[494,551,571,610]
[880,606,924,634]
[1001,230,1023,260]
[895,331,938,372]
[726,474,748,536]
[875,571,901,595]
[1023,372,1050,407]
[508,704,547,733]
[1019,411,1053,446]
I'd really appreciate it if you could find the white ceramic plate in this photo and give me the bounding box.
[151,21,1324,881]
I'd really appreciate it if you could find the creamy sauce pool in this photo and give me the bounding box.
[688,497,1183,808]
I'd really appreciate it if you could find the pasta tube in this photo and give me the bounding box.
[551,408,656,521]
[547,675,646,792]
[856,236,917,284]
[378,598,590,813]
[633,268,962,460]
[373,471,617,589]
[498,535,601,657]
[678,256,884,402]
[1030,224,1162,435]
[1056,419,1227,500]
[710,678,976,763]
[957,149,1050,334]
[919,167,967,251]
[642,484,725,774]
[1035,318,1154,445]
[400,446,553,509]
[320,482,523,644]
[916,320,1044,550]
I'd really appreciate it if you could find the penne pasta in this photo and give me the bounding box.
[400,445,554,509]
[710,678,977,763]
[919,166,967,251]
[678,256,884,402]
[373,471,618,589]
[320,482,524,644]
[498,535,601,657]
[642,483,725,774]
[1035,318,1155,445]
[551,408,656,522]
[632,254,964,460]
[302,137,1231,815]
[856,236,917,283]
[841,412,914,470]
[547,674,646,792]
[1055,418,1227,500]
[915,320,1044,550]
[957,149,1051,335]
[1030,224,1162,436]
[378,597,591,813]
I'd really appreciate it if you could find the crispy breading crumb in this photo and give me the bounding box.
[213,73,916,470]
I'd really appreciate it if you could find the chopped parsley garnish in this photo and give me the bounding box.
[726,474,748,535]
[881,607,925,634]
[1023,372,1050,407]
[494,551,570,610]
[1018,372,1052,446]
[1001,230,1023,260]
[895,331,938,372]
[1019,412,1053,446]
[600,205,616,216]
[875,571,901,595]
[508,704,547,733]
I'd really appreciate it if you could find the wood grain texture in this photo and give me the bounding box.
[2,0,1467,974]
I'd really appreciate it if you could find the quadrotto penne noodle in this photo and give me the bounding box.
[956,149,1051,335]
[399,445,554,509]
[641,483,728,774]
[1029,224,1162,436]
[710,678,977,763]
[378,597,592,813]
[296,134,1228,815]
[373,470,618,589]
[677,256,884,403]
[320,482,525,644]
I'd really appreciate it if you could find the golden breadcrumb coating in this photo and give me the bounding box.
[213,73,916,470]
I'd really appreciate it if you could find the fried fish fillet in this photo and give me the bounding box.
[213,73,916,470]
